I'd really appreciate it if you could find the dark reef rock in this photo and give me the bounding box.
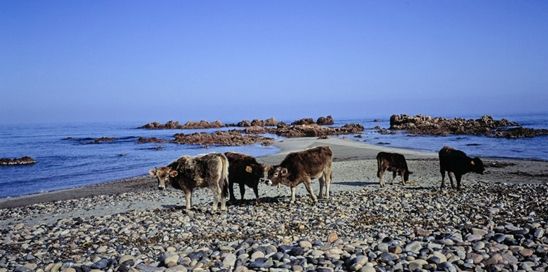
[137,137,166,144]
[492,127,548,139]
[291,118,315,126]
[227,118,280,127]
[272,123,364,138]
[139,120,223,129]
[388,114,546,138]
[0,156,36,166]
[93,137,116,144]
[316,115,334,125]
[173,131,273,147]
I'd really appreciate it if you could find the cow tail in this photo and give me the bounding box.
[221,155,229,198]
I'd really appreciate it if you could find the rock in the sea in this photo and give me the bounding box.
[137,137,166,144]
[140,120,223,129]
[388,114,547,138]
[173,131,273,146]
[0,156,36,166]
[316,115,334,125]
[272,123,364,138]
[291,118,315,126]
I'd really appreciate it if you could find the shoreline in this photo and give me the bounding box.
[1,136,547,271]
[1,136,547,209]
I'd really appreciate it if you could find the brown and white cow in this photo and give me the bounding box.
[376,152,412,187]
[263,146,333,203]
[149,153,229,211]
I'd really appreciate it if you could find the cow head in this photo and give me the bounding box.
[244,162,266,181]
[264,166,289,186]
[404,171,413,182]
[149,167,178,190]
[470,157,485,174]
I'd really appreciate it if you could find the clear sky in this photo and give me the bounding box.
[1,1,548,124]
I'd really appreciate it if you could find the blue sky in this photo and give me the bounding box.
[1,1,547,123]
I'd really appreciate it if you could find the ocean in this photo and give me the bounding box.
[0,113,546,198]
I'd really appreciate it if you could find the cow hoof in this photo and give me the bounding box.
[184,210,194,216]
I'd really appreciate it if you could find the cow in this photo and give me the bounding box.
[224,152,266,202]
[263,146,333,204]
[376,152,412,187]
[149,153,229,211]
[439,146,485,190]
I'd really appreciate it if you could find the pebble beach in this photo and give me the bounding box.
[1,137,547,272]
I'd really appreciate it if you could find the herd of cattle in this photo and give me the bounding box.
[149,146,485,211]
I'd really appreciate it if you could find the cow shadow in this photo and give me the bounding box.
[334,181,378,187]
[228,196,285,206]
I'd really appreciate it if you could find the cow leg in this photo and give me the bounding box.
[303,179,318,203]
[456,174,463,190]
[290,186,297,203]
[318,176,325,199]
[229,181,236,203]
[220,190,227,211]
[239,183,246,202]
[391,171,397,185]
[184,190,192,211]
[210,186,220,212]
[440,171,446,189]
[378,170,385,188]
[325,170,332,199]
[448,172,455,189]
[252,185,259,201]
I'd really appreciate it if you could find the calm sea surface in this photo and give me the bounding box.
[1,113,546,198]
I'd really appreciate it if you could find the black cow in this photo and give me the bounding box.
[439,146,485,190]
[376,152,412,187]
[224,152,266,202]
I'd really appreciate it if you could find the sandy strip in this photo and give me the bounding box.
[0,137,547,227]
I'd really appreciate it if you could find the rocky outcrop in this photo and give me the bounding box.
[226,118,280,127]
[93,137,116,144]
[291,118,315,126]
[173,131,273,146]
[492,127,548,139]
[137,137,166,144]
[316,115,334,125]
[140,120,181,129]
[0,156,36,166]
[388,114,546,138]
[182,120,223,129]
[140,120,223,129]
[272,123,364,138]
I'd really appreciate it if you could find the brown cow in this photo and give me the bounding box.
[264,146,333,203]
[224,152,266,202]
[376,152,412,187]
[149,153,229,211]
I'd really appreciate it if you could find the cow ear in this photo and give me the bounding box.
[281,168,289,176]
[149,168,157,176]
[169,170,178,177]
[245,165,253,173]
[470,160,475,166]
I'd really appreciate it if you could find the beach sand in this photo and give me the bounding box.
[1,137,547,272]
[1,137,546,227]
